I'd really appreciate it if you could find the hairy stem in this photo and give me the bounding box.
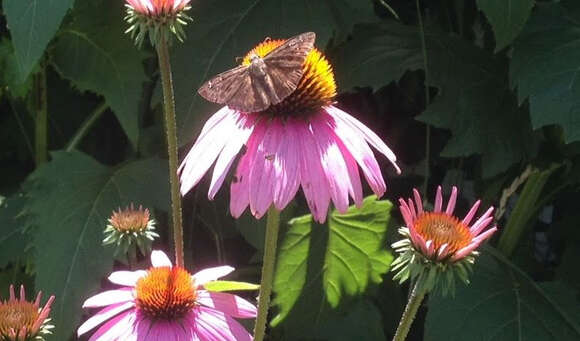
[157,37,185,268]
[253,207,281,341]
[66,102,107,152]
[393,280,426,341]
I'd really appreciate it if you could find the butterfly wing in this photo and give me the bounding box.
[262,32,316,103]
[197,65,250,104]
[226,76,270,112]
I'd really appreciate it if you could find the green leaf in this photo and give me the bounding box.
[171,0,375,145]
[23,151,169,340]
[425,249,580,341]
[3,0,74,81]
[510,0,580,143]
[334,22,536,176]
[0,194,30,268]
[271,196,393,337]
[0,38,32,98]
[204,280,260,292]
[476,0,534,52]
[51,0,148,148]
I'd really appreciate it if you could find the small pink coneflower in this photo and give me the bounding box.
[179,39,400,223]
[78,250,256,340]
[392,186,498,294]
[0,285,55,341]
[126,0,191,16]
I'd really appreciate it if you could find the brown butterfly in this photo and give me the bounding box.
[197,32,316,113]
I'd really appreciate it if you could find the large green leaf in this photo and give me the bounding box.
[51,0,148,148]
[334,22,536,176]
[0,195,29,268]
[0,38,32,98]
[271,196,393,337]
[23,151,169,340]
[425,249,580,341]
[171,0,375,145]
[3,0,74,81]
[510,0,580,143]
[476,0,534,52]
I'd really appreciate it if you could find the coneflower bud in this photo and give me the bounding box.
[0,285,55,341]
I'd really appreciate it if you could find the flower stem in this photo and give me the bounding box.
[253,207,281,341]
[156,37,185,268]
[392,280,426,341]
[66,102,107,152]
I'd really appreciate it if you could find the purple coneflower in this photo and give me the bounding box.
[179,39,400,223]
[78,250,256,340]
[0,285,54,341]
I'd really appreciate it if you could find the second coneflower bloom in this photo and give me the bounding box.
[0,285,55,341]
[179,37,401,223]
[392,186,498,294]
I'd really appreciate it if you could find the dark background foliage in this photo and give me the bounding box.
[0,0,579,339]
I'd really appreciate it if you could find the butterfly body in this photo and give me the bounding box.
[198,32,316,113]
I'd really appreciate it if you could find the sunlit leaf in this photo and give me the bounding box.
[3,0,74,81]
[204,280,260,292]
[510,0,580,143]
[23,151,169,340]
[476,0,534,52]
[271,196,393,337]
[171,0,375,145]
[51,0,148,148]
[425,249,580,341]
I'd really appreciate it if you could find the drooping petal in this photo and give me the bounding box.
[336,137,363,206]
[326,107,387,197]
[272,120,301,210]
[249,119,282,218]
[82,288,134,308]
[193,266,235,286]
[179,107,238,196]
[151,250,172,268]
[208,113,255,199]
[326,106,400,173]
[78,302,135,336]
[195,307,253,341]
[298,123,330,223]
[196,291,257,318]
[311,113,350,213]
[108,270,147,287]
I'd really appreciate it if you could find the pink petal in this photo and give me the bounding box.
[311,114,350,213]
[462,200,481,225]
[208,113,255,199]
[87,310,136,341]
[445,186,458,215]
[178,107,238,196]
[230,119,267,218]
[452,227,498,261]
[195,307,253,341]
[146,320,189,340]
[470,216,494,237]
[425,240,435,257]
[78,302,135,336]
[196,291,257,318]
[249,119,282,218]
[407,198,417,220]
[337,138,363,206]
[108,270,147,287]
[326,106,400,173]
[151,250,172,268]
[272,120,301,210]
[193,266,235,286]
[413,189,423,215]
[434,186,443,212]
[398,199,414,228]
[325,107,387,197]
[469,206,495,235]
[298,123,330,223]
[82,288,134,308]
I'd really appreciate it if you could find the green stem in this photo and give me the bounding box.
[156,37,185,268]
[253,207,281,341]
[416,0,431,196]
[392,280,426,341]
[66,102,107,152]
[34,65,48,166]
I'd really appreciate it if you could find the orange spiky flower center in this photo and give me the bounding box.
[109,205,150,233]
[135,267,196,320]
[0,300,39,338]
[242,39,337,116]
[413,212,472,256]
